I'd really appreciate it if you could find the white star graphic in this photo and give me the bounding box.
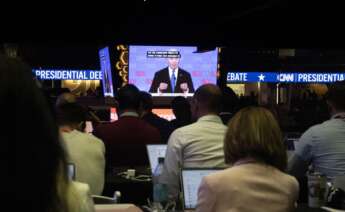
[258,74,265,81]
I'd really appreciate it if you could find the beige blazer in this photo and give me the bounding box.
[196,163,299,212]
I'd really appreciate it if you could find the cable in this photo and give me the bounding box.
[116,170,152,181]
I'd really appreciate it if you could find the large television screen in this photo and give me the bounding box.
[129,45,218,97]
[99,47,115,97]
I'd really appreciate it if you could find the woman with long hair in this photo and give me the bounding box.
[1,55,94,212]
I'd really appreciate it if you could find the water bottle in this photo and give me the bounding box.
[152,157,168,210]
[307,166,327,208]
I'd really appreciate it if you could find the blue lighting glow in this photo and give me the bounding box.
[227,72,345,83]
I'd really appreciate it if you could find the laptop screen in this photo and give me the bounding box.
[284,132,301,151]
[181,168,222,209]
[68,163,75,181]
[146,144,167,174]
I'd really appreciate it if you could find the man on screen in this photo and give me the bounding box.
[149,52,195,94]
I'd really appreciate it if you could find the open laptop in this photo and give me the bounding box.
[67,163,76,181]
[285,132,301,151]
[284,132,301,159]
[146,144,167,174]
[181,168,223,210]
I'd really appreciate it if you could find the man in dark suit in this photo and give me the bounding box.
[149,55,195,93]
[94,85,161,170]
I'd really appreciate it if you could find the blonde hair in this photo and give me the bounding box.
[224,106,287,171]
[55,162,85,212]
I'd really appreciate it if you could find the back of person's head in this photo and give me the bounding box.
[224,106,287,172]
[262,104,279,122]
[326,80,345,112]
[0,55,71,212]
[55,92,77,108]
[192,84,222,117]
[221,86,239,112]
[56,103,87,130]
[171,96,191,119]
[139,91,153,113]
[116,84,140,112]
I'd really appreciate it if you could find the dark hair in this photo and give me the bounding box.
[56,103,87,126]
[55,92,77,108]
[116,84,140,111]
[224,107,287,171]
[171,96,191,119]
[0,55,70,212]
[222,86,239,112]
[139,91,153,111]
[194,84,222,113]
[326,80,345,110]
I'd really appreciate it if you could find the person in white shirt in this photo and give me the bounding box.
[57,103,106,195]
[160,84,227,200]
[288,80,345,180]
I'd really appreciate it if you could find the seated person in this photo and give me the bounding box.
[94,84,161,170]
[138,91,173,143]
[2,55,94,212]
[161,84,227,200]
[197,107,299,212]
[57,103,105,195]
[219,86,238,125]
[170,96,192,130]
[55,91,77,108]
[55,91,101,127]
[288,80,345,180]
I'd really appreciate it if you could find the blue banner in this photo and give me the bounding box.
[99,47,115,97]
[33,69,102,80]
[227,72,345,83]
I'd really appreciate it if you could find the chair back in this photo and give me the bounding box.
[93,195,117,204]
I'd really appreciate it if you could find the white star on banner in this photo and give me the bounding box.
[258,74,265,81]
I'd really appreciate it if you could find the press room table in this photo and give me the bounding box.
[102,167,335,212]
[102,167,153,206]
[153,206,330,212]
[140,206,329,212]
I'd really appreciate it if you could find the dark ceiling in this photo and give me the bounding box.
[3,1,344,45]
[2,0,345,68]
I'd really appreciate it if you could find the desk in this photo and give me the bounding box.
[145,206,328,212]
[103,168,327,211]
[95,204,142,212]
[103,167,153,206]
